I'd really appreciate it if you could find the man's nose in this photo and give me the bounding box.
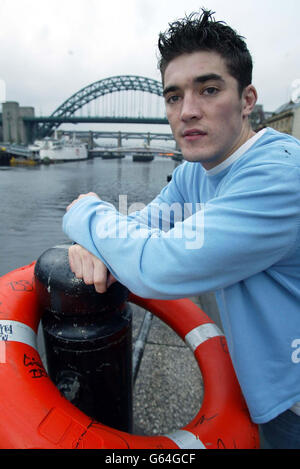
[180,94,203,121]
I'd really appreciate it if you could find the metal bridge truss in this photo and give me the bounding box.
[37,75,167,137]
[63,130,174,142]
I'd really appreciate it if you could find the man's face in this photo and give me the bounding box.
[163,51,255,169]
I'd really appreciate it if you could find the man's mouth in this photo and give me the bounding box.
[182,129,207,141]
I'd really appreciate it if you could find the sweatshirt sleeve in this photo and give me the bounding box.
[62,162,300,299]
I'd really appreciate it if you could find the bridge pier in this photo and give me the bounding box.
[118,131,122,147]
[2,101,35,144]
[88,131,94,150]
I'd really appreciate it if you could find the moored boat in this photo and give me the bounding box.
[30,134,88,163]
[132,152,154,162]
[101,151,125,159]
[10,156,38,166]
[0,144,40,166]
[171,153,183,161]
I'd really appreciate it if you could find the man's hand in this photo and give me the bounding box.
[68,244,116,293]
[66,192,100,212]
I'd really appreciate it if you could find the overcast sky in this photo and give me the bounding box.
[0,0,299,124]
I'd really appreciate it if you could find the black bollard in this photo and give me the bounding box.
[34,244,133,433]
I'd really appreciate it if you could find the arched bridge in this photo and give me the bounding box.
[31,75,168,138]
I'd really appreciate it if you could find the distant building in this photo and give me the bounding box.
[249,104,266,130]
[249,104,277,131]
[261,101,300,139]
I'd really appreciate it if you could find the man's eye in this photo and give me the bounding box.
[166,95,180,104]
[203,87,219,96]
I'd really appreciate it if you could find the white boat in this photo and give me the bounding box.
[29,134,88,163]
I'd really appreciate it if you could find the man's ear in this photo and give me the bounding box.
[242,84,257,117]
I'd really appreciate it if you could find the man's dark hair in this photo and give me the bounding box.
[158,9,253,95]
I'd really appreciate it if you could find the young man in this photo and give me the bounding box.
[63,10,300,448]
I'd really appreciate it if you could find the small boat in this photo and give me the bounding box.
[0,144,40,166]
[10,156,38,166]
[101,151,125,159]
[171,153,183,161]
[132,152,154,162]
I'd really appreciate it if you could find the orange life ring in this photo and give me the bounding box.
[0,262,259,449]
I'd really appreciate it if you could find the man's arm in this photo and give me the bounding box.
[63,163,300,299]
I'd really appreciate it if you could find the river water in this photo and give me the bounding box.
[0,155,179,276]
